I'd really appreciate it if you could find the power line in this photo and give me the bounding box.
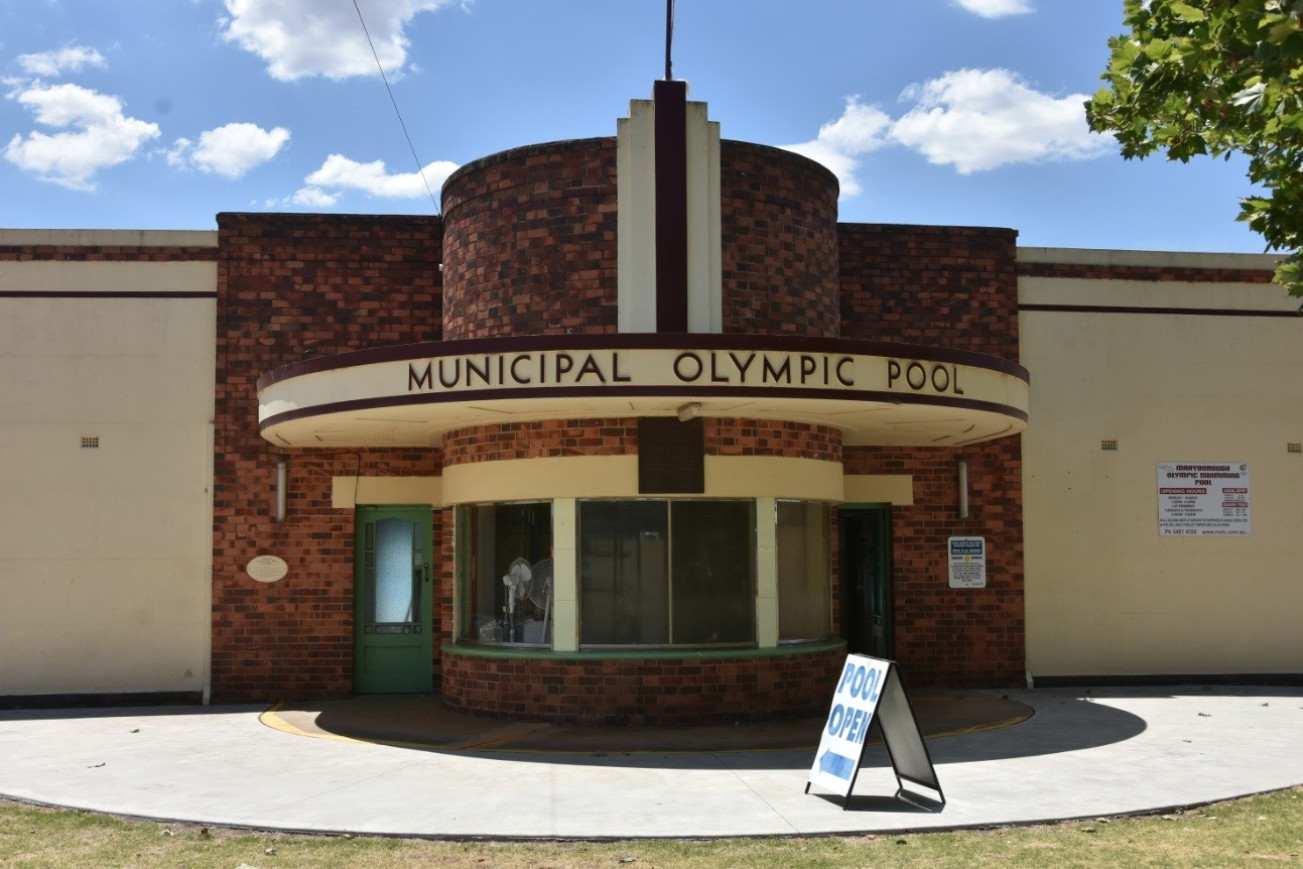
[665,0,675,80]
[353,0,441,215]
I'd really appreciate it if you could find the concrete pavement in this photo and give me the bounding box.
[1,685,1300,838]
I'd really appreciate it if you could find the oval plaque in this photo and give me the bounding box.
[246,555,289,583]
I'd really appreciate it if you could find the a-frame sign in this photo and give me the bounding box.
[805,654,945,810]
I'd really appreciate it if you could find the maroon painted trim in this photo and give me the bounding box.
[0,247,217,263]
[0,291,217,299]
[1017,260,1275,283]
[654,79,689,333]
[1020,303,1299,318]
[259,385,1028,435]
[256,332,1029,391]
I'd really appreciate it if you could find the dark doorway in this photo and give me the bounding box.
[838,506,893,658]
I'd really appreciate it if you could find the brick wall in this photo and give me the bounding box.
[441,139,619,339]
[441,646,846,725]
[212,213,444,702]
[443,419,639,466]
[720,141,841,337]
[442,418,841,466]
[839,222,1024,687]
[707,419,842,462]
[842,442,1024,686]
[839,224,1020,356]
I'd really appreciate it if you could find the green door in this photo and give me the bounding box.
[838,506,894,659]
[354,506,433,693]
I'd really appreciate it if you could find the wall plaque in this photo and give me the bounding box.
[247,555,289,583]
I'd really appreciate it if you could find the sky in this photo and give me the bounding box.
[0,0,1270,254]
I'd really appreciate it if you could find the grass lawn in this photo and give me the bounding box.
[1,787,1300,868]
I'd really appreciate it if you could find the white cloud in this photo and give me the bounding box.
[890,68,1111,174]
[169,122,291,179]
[4,82,160,191]
[954,0,1034,18]
[786,69,1112,197]
[16,45,107,77]
[166,138,194,170]
[780,98,893,196]
[288,186,339,208]
[221,0,452,82]
[302,153,458,199]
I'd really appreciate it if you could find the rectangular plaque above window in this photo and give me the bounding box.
[638,417,704,494]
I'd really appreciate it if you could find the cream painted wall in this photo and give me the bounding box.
[1020,249,1303,678]
[0,236,216,697]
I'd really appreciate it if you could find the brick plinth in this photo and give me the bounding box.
[441,645,846,725]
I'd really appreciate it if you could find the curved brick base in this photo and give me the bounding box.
[441,644,846,726]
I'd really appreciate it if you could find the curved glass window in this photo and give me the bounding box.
[457,502,553,646]
[579,500,755,647]
[776,500,832,642]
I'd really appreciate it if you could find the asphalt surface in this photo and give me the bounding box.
[1,685,1300,838]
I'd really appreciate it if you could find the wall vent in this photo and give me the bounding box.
[1288,442,1302,454]
[80,436,99,449]
[1100,439,1118,451]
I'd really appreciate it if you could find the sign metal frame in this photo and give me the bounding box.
[805,654,945,811]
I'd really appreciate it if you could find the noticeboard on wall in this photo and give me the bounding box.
[1157,462,1251,537]
[947,536,986,588]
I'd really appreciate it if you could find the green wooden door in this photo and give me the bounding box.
[354,506,433,693]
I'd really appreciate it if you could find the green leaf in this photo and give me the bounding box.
[1170,2,1207,22]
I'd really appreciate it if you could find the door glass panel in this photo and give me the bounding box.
[374,517,416,626]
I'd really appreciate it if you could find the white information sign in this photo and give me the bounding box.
[948,536,986,588]
[807,655,889,799]
[1157,462,1251,537]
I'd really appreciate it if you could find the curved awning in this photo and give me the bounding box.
[258,334,1029,448]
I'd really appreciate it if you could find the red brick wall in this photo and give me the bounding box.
[839,224,1020,357]
[441,646,845,725]
[839,222,1024,687]
[441,139,619,339]
[442,418,841,466]
[212,213,445,702]
[707,419,842,462]
[443,419,639,466]
[720,141,841,337]
[842,442,1024,686]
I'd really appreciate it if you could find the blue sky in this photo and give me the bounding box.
[0,0,1267,254]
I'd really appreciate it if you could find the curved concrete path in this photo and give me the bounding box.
[1,685,1300,838]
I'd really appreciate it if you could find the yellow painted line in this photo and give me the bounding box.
[260,702,365,744]
[259,703,448,752]
[452,731,534,751]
